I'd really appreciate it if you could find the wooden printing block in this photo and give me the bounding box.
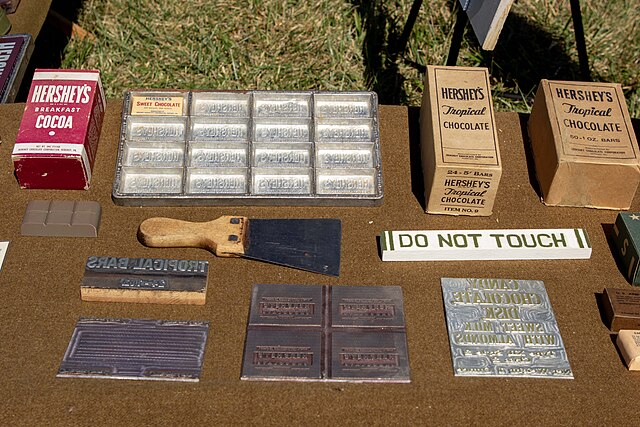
[81,256,208,305]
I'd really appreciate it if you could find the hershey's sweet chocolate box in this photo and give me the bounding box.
[12,69,105,189]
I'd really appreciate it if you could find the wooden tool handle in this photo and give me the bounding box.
[138,215,247,257]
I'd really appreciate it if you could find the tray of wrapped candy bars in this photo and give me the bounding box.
[112,90,383,206]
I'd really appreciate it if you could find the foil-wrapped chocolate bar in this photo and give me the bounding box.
[241,284,410,383]
[0,34,32,103]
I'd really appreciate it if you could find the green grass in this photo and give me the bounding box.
[61,0,639,118]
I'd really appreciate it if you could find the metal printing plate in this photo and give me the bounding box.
[248,284,324,327]
[57,318,209,382]
[241,329,322,381]
[331,285,405,329]
[112,90,383,206]
[242,284,410,382]
[330,331,410,382]
[441,278,573,379]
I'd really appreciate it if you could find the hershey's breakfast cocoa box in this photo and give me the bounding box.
[12,69,105,189]
[528,80,640,209]
[419,65,502,216]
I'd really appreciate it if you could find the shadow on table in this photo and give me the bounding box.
[15,0,87,101]
[517,112,543,200]
[407,106,425,210]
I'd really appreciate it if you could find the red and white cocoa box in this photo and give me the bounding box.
[12,69,105,189]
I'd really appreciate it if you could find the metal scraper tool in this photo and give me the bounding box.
[138,216,341,276]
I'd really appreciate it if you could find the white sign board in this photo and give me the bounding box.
[381,229,591,261]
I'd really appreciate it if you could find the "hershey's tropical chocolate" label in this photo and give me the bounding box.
[433,67,499,166]
[548,81,636,160]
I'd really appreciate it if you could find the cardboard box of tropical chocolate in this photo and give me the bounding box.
[528,80,640,209]
[12,69,105,190]
[420,65,501,216]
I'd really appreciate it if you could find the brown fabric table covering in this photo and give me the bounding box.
[6,0,51,38]
[0,101,639,425]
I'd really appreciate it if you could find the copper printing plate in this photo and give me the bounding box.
[57,318,209,382]
[241,284,410,383]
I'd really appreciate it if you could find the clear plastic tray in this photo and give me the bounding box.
[112,90,383,206]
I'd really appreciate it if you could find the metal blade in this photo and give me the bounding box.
[244,219,341,276]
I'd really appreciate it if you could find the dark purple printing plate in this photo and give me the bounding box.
[57,318,209,382]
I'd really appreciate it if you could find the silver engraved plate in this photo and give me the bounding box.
[57,318,209,382]
[190,92,251,117]
[126,116,187,142]
[314,93,373,118]
[248,283,323,327]
[331,331,410,382]
[441,278,573,379]
[331,285,405,329]
[241,329,322,381]
[113,90,383,206]
[123,142,185,168]
[253,92,311,118]
[241,284,410,383]
[189,117,249,142]
[186,168,248,194]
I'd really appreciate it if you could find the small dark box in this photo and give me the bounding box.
[602,288,640,332]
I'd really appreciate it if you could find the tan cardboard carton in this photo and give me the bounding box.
[420,65,502,216]
[528,80,640,209]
